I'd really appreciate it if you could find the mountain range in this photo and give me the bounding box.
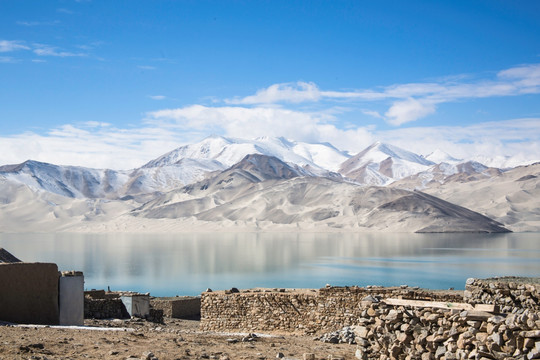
[1,135,538,233]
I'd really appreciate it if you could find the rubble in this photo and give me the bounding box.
[201,278,540,360]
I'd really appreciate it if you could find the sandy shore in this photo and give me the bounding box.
[0,318,353,360]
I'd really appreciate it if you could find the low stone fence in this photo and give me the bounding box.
[84,298,128,319]
[151,296,201,319]
[319,301,540,360]
[84,291,165,322]
[200,279,540,359]
[84,291,129,319]
[465,277,540,312]
[200,285,463,334]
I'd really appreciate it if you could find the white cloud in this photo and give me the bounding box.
[226,82,323,104]
[16,20,60,26]
[137,65,156,70]
[0,40,95,61]
[1,63,539,169]
[0,111,538,170]
[0,40,30,52]
[146,105,329,143]
[225,81,374,105]
[498,63,540,92]
[361,109,383,119]
[0,124,183,170]
[384,98,437,126]
[226,63,540,125]
[377,118,540,167]
[33,44,86,57]
[146,105,540,166]
[148,95,166,100]
[0,56,18,63]
[57,8,74,14]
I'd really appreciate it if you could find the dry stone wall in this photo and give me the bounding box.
[201,286,463,334]
[84,291,129,319]
[201,279,540,360]
[84,298,128,319]
[465,277,540,312]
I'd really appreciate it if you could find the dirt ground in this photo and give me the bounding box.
[0,318,354,360]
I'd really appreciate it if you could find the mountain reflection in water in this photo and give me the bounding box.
[0,232,538,296]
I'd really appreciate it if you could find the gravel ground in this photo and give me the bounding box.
[0,318,353,360]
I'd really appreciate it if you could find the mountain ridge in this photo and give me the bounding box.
[1,136,538,233]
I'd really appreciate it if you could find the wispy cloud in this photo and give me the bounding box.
[361,109,383,119]
[0,106,538,169]
[0,63,538,169]
[16,20,60,26]
[0,56,19,63]
[146,105,334,143]
[148,95,166,100]
[0,123,181,170]
[137,65,156,70]
[225,81,370,105]
[33,44,87,57]
[57,8,74,14]
[225,63,540,126]
[0,40,30,52]
[0,39,92,60]
[146,104,540,167]
[378,118,540,167]
[384,98,437,126]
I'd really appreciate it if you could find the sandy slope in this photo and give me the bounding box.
[83,174,506,233]
[419,163,540,232]
[0,157,518,233]
[0,175,136,233]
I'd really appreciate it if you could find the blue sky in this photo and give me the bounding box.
[1,0,540,169]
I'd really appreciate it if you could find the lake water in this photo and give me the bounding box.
[0,232,538,296]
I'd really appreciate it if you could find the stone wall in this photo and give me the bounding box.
[151,296,201,319]
[200,280,540,359]
[465,277,540,312]
[200,286,463,334]
[318,303,540,360]
[84,291,129,319]
[0,262,59,325]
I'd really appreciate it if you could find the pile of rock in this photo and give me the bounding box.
[200,278,540,359]
[317,326,357,344]
[465,277,540,312]
[320,302,540,360]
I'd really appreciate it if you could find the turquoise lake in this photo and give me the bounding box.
[0,232,538,296]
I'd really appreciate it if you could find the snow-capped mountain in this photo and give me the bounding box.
[132,154,509,233]
[142,135,350,173]
[425,149,462,164]
[0,160,129,199]
[2,136,538,233]
[125,158,224,195]
[0,138,491,200]
[390,161,502,190]
[0,136,350,200]
[338,142,435,185]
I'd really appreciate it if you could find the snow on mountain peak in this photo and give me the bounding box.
[425,149,462,164]
[338,141,435,185]
[142,136,350,172]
